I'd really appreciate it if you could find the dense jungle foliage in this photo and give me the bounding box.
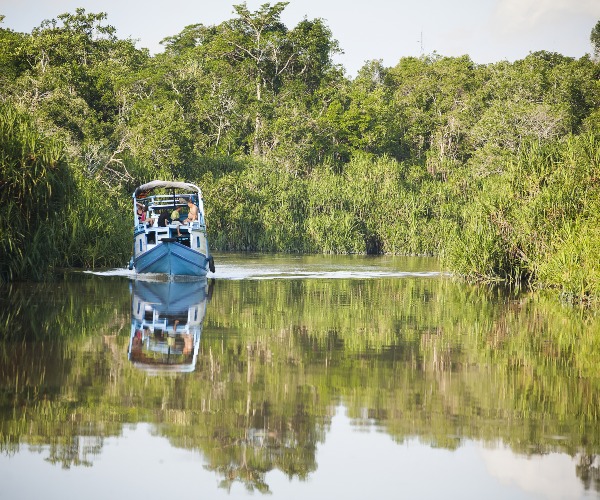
[1,275,599,491]
[1,6,599,301]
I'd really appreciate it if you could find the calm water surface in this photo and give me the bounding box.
[1,253,599,499]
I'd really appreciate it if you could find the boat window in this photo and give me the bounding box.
[139,239,143,252]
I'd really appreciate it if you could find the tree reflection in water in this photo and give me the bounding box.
[0,270,599,494]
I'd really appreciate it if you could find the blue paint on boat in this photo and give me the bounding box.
[134,241,209,276]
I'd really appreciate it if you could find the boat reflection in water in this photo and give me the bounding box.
[128,279,211,373]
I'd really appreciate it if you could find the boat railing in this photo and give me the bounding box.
[136,193,205,226]
[144,194,197,210]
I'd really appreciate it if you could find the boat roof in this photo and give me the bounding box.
[133,181,201,198]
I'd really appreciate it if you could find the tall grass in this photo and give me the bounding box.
[199,131,600,302]
[0,104,132,281]
[56,170,131,269]
[203,154,456,256]
[0,104,72,281]
[444,133,600,300]
[535,220,600,301]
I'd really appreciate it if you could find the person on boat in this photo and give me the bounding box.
[136,203,150,226]
[157,210,171,227]
[184,198,199,224]
[171,207,183,236]
[136,203,145,221]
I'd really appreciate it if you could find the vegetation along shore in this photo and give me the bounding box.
[1,4,599,303]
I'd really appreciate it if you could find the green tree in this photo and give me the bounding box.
[225,2,292,155]
[11,9,147,184]
[159,3,342,167]
[0,16,27,86]
[591,20,600,58]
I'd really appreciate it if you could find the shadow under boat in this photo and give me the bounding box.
[128,279,212,374]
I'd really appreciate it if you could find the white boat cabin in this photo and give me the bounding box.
[133,188,209,259]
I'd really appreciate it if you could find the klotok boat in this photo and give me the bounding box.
[128,181,215,277]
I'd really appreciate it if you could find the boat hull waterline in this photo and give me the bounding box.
[134,241,210,277]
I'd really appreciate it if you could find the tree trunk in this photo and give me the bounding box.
[253,80,262,155]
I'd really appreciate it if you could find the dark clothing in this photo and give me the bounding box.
[157,213,171,227]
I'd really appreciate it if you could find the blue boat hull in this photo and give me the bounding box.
[132,280,209,311]
[134,241,210,277]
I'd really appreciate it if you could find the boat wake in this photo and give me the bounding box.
[85,268,136,278]
[85,268,212,282]
[85,257,446,281]
[213,267,443,280]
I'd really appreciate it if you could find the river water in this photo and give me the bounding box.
[0,253,599,499]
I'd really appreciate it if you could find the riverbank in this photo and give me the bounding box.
[1,8,598,302]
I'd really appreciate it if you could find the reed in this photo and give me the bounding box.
[534,219,600,302]
[55,170,131,269]
[0,104,71,281]
[203,154,456,256]
[443,132,600,299]
[0,104,134,280]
